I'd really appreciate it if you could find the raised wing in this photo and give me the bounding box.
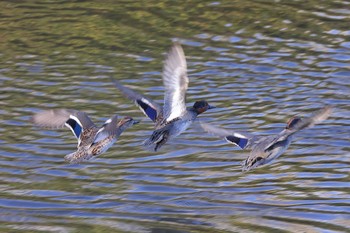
[66,111,94,138]
[162,43,189,122]
[289,105,332,132]
[32,109,76,128]
[111,78,161,122]
[32,109,95,140]
[263,105,332,152]
[200,122,250,149]
[92,115,119,144]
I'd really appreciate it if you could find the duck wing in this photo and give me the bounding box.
[92,115,118,145]
[111,78,162,122]
[289,105,332,133]
[162,43,189,123]
[264,105,332,152]
[200,122,251,149]
[32,109,96,145]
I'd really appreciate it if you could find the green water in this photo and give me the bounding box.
[0,0,349,232]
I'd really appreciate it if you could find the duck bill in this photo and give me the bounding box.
[133,120,140,125]
[208,105,216,109]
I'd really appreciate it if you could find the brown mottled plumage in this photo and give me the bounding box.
[32,109,138,163]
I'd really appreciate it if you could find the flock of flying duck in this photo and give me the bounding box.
[32,43,332,171]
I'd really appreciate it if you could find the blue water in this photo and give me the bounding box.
[0,0,349,232]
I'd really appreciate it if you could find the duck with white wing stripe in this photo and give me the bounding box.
[201,106,332,171]
[32,109,139,163]
[112,43,215,151]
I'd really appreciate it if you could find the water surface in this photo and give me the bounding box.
[0,0,349,232]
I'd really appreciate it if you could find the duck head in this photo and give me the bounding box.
[192,100,215,115]
[285,116,302,130]
[118,116,139,129]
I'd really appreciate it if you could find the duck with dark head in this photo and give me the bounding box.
[112,43,215,151]
[192,100,215,115]
[201,106,332,171]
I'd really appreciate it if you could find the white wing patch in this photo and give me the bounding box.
[141,98,153,107]
[137,98,153,116]
[104,118,112,124]
[69,115,82,126]
[65,114,84,147]
[233,132,247,139]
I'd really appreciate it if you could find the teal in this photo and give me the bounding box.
[32,109,138,163]
[112,43,214,151]
[201,106,332,171]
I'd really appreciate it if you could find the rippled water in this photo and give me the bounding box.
[1,0,350,232]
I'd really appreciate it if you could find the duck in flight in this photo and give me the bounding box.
[112,43,215,151]
[32,109,138,163]
[201,106,332,171]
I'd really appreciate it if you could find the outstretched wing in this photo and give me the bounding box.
[290,105,333,133]
[92,116,119,144]
[32,109,95,142]
[32,109,77,129]
[111,78,162,122]
[162,43,189,122]
[65,111,95,139]
[263,105,332,152]
[200,122,250,149]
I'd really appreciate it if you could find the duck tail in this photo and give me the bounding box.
[64,150,90,164]
[143,129,170,152]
